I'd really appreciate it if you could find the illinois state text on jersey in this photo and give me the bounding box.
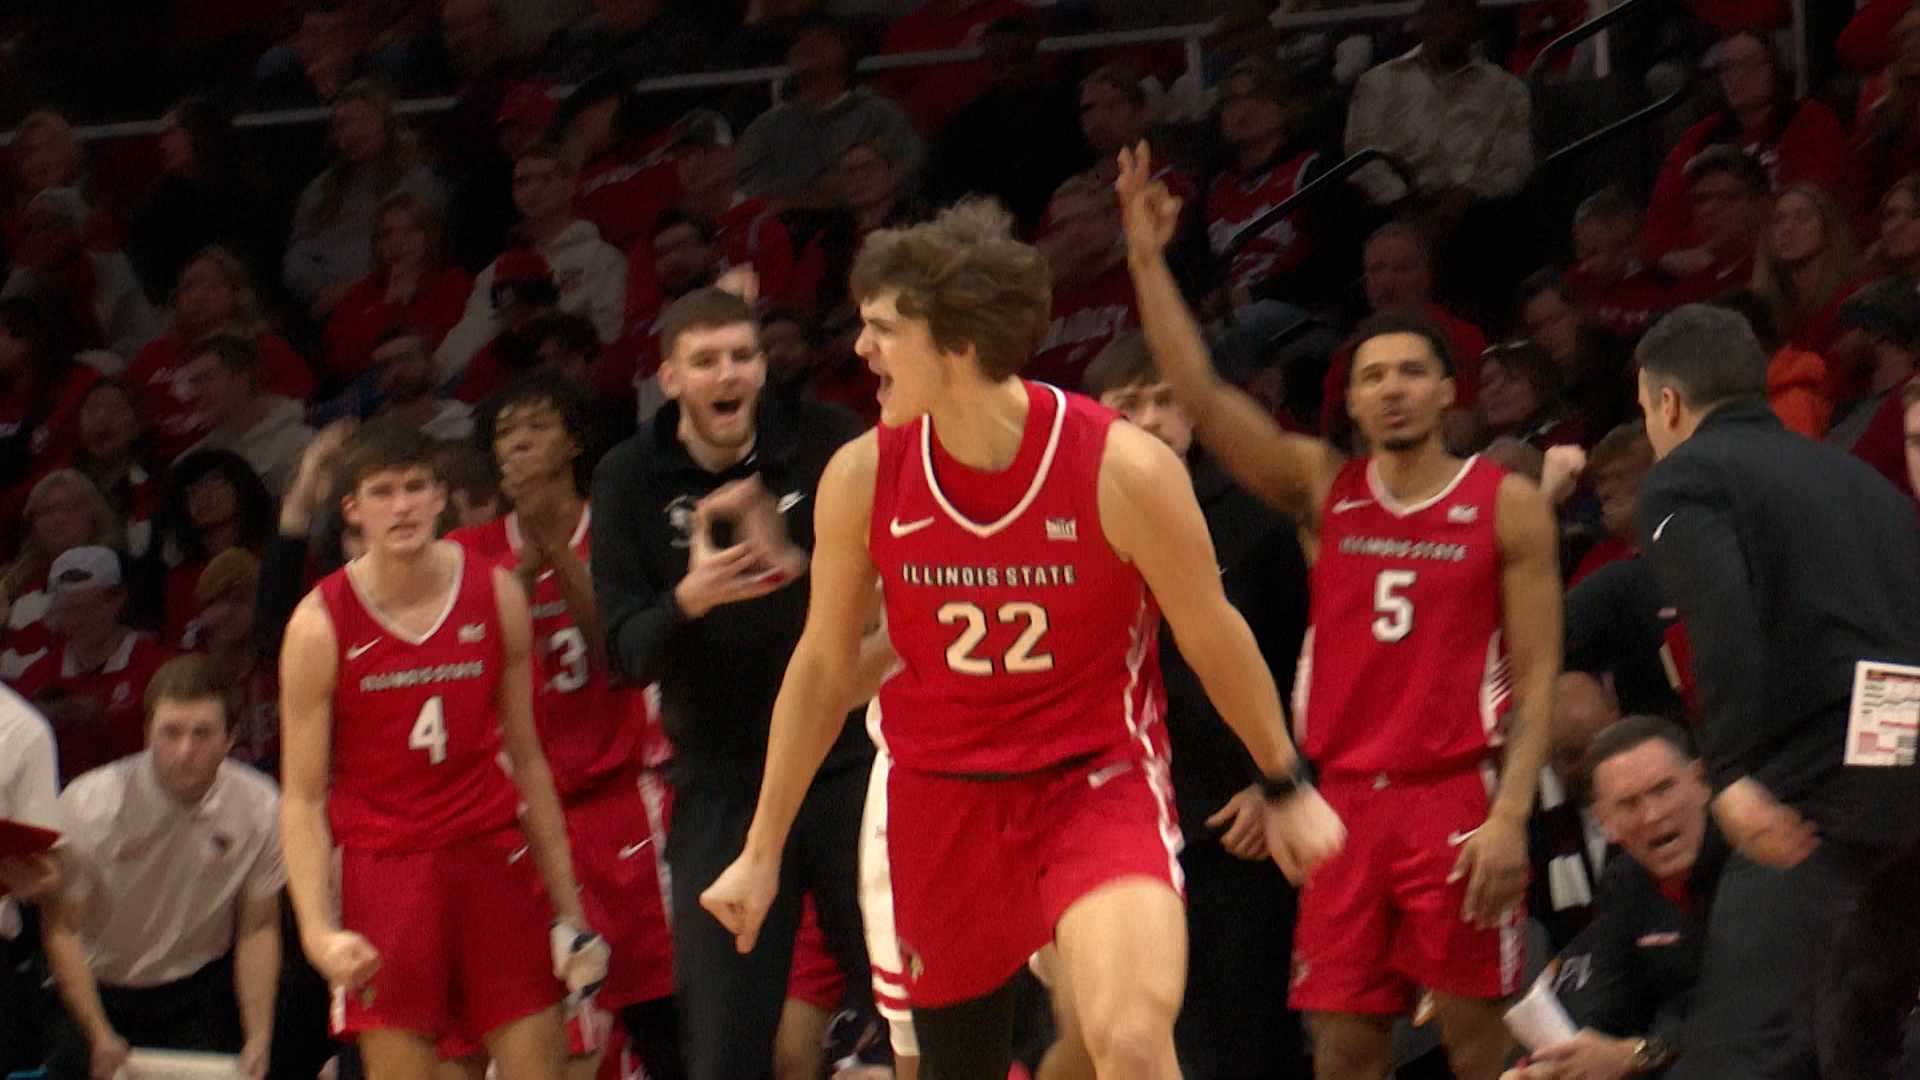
[1294,456,1513,777]
[318,548,519,853]
[868,381,1164,775]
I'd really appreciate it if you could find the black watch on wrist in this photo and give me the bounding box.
[1259,763,1313,803]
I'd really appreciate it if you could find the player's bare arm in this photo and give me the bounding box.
[1117,141,1343,526]
[278,593,380,991]
[701,432,880,951]
[233,888,281,1080]
[1097,420,1346,883]
[491,565,589,928]
[1452,475,1562,929]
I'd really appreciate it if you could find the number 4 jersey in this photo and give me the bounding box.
[869,380,1165,775]
[318,546,519,853]
[1297,455,1512,777]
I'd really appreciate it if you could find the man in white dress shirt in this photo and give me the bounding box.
[42,655,283,1080]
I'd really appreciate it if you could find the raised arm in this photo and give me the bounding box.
[701,433,881,949]
[277,594,379,993]
[1454,474,1562,929]
[491,566,588,929]
[1098,421,1344,883]
[1116,143,1343,525]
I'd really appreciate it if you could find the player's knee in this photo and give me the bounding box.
[1077,993,1175,1075]
[1307,1013,1392,1076]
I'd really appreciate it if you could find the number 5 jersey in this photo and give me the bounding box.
[868,381,1166,775]
[1296,455,1513,778]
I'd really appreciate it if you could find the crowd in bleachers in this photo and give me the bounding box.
[1,0,1919,1077]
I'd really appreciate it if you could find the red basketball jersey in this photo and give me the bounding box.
[318,547,519,853]
[1295,456,1512,776]
[869,381,1163,774]
[451,507,645,797]
[1206,149,1321,296]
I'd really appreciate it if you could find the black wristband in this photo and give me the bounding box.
[1259,763,1313,803]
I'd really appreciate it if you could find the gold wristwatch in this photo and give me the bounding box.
[1629,1035,1673,1073]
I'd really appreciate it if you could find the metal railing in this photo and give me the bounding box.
[1525,0,1692,169]
[0,0,1550,146]
[1223,147,1415,260]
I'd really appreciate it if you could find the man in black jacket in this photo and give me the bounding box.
[590,287,872,1080]
[1507,717,1726,1080]
[1631,304,1920,1079]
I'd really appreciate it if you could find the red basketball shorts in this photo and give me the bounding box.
[883,745,1184,1009]
[567,771,675,1011]
[1288,764,1527,1015]
[332,826,563,1042]
[786,896,846,1012]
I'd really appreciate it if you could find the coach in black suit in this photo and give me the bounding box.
[1630,303,1920,1079]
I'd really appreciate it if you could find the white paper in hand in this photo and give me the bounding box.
[122,1049,241,1080]
[1503,974,1578,1053]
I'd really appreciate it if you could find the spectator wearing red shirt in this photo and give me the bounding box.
[0,471,122,683]
[671,119,804,308]
[1563,189,1668,340]
[320,192,471,385]
[877,0,1032,136]
[1568,422,1655,586]
[2,189,160,365]
[71,380,157,560]
[1824,278,1920,497]
[1030,174,1136,391]
[1642,29,1849,273]
[600,211,725,420]
[1205,56,1330,312]
[1753,183,1868,358]
[1480,340,1589,450]
[1851,7,1920,218]
[0,297,99,499]
[184,549,277,773]
[125,247,315,463]
[445,253,563,406]
[8,546,174,781]
[1663,147,1772,306]
[559,70,684,254]
[1320,220,1487,436]
[151,451,273,649]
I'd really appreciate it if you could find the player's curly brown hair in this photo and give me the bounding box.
[849,199,1052,382]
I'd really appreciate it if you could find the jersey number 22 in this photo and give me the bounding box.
[938,601,1055,675]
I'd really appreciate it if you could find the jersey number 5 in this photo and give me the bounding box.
[409,696,448,764]
[1372,570,1415,643]
[938,601,1054,676]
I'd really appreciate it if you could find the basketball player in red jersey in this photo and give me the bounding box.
[448,373,683,1080]
[279,419,600,1080]
[1119,144,1563,1080]
[701,199,1346,1079]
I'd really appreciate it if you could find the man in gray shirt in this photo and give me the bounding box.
[736,20,924,209]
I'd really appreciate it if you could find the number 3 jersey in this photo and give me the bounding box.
[1297,455,1512,777]
[318,546,518,853]
[869,380,1164,775]
[452,507,651,798]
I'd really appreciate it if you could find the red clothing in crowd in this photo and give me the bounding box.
[1790,278,1871,360]
[1026,261,1137,391]
[1563,261,1669,340]
[127,332,315,462]
[877,0,1032,135]
[1205,148,1322,301]
[1569,535,1633,588]
[1641,103,1851,263]
[578,154,683,254]
[1767,346,1832,439]
[1836,0,1910,76]
[1320,302,1487,436]
[321,265,473,383]
[0,362,99,486]
[1664,253,1753,307]
[9,632,176,780]
[806,355,881,427]
[1845,371,1920,501]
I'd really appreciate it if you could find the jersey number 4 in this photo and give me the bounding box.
[1372,570,1415,643]
[938,601,1054,676]
[409,696,448,764]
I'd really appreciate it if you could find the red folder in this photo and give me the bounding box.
[0,818,59,860]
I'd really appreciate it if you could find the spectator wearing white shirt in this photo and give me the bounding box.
[0,683,62,1075]
[1344,0,1535,314]
[42,655,283,1080]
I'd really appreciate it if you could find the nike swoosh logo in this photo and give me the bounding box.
[1651,512,1676,542]
[1446,828,1478,847]
[346,640,379,660]
[889,516,935,538]
[507,845,529,864]
[617,840,652,860]
[1332,498,1372,514]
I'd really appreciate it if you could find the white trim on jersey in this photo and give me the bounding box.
[1291,625,1314,747]
[504,505,593,561]
[1479,629,1512,744]
[1366,454,1479,519]
[919,382,1068,539]
[344,543,466,646]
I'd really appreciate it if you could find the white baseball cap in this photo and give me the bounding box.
[49,546,121,593]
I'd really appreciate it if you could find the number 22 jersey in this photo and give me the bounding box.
[869,381,1164,775]
[318,546,519,853]
[1295,455,1512,777]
